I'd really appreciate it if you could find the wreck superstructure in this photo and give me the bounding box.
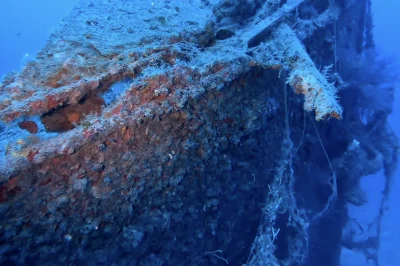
[0,0,397,265]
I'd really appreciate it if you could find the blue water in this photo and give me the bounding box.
[368,1,400,265]
[0,1,399,265]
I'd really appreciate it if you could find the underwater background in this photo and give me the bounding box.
[0,0,399,265]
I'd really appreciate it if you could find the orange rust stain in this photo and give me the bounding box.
[41,95,104,132]
[121,126,128,135]
[4,111,21,122]
[30,100,45,110]
[27,149,39,162]
[146,75,168,91]
[112,104,123,115]
[66,112,81,124]
[331,112,342,119]
[18,121,39,134]
[82,96,104,115]
[46,95,64,109]
[47,79,59,88]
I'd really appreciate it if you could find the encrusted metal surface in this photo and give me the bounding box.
[0,0,397,265]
